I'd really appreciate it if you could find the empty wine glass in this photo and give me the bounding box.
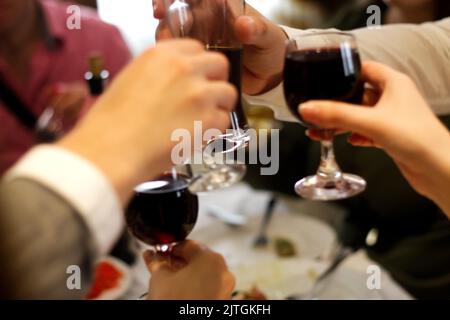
[35,107,65,143]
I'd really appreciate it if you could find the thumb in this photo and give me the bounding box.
[143,250,155,265]
[235,15,283,50]
[299,101,376,138]
[143,250,171,274]
[172,240,205,262]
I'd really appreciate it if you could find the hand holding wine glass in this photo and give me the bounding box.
[153,1,287,95]
[162,0,250,144]
[36,82,89,142]
[58,40,237,204]
[126,173,199,255]
[155,0,252,192]
[283,32,366,201]
[143,241,235,300]
[300,61,450,216]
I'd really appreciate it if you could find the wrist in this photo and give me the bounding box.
[57,127,140,205]
[261,26,289,93]
[422,132,450,216]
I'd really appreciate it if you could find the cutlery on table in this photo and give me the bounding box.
[253,196,278,248]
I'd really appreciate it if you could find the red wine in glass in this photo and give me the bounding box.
[283,47,364,127]
[208,46,249,131]
[126,174,199,250]
[163,0,250,146]
[282,32,367,201]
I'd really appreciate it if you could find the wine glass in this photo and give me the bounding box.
[125,172,199,261]
[162,0,250,149]
[283,32,366,200]
[160,0,249,192]
[35,107,65,143]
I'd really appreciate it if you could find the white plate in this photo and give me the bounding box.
[192,212,410,300]
[192,211,336,266]
[229,256,410,300]
[191,211,336,299]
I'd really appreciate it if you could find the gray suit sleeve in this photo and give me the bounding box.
[0,178,97,299]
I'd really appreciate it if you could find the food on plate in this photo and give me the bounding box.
[86,260,124,300]
[274,237,297,258]
[232,286,268,300]
[307,268,319,280]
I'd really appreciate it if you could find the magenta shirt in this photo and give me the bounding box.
[0,0,132,175]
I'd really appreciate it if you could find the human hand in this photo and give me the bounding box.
[58,40,236,204]
[144,241,235,300]
[46,82,89,125]
[153,0,287,94]
[300,61,450,206]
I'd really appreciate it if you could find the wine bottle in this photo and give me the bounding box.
[85,53,109,96]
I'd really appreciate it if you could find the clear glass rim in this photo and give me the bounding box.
[285,31,358,52]
[163,0,245,15]
[287,31,355,41]
[134,177,190,194]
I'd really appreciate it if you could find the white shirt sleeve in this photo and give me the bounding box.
[3,145,124,257]
[244,19,450,120]
[352,18,450,115]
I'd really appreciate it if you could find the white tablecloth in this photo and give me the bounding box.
[124,183,412,300]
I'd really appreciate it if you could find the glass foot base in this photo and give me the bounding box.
[222,130,251,144]
[188,164,246,193]
[204,136,248,156]
[295,173,366,201]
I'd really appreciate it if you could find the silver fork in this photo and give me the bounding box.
[253,197,277,247]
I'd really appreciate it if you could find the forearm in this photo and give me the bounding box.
[246,18,450,121]
[57,116,167,206]
[0,179,96,299]
[352,18,450,116]
[3,145,125,257]
[426,135,450,219]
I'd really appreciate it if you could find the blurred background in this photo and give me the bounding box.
[96,0,279,56]
[2,0,449,300]
[78,0,363,55]
[68,0,450,55]
[46,0,450,299]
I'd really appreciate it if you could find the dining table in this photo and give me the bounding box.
[123,183,412,300]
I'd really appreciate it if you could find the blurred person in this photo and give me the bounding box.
[0,0,135,268]
[0,39,237,299]
[0,0,131,176]
[154,1,450,298]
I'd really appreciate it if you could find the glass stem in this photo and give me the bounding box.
[317,137,343,183]
[155,243,175,269]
